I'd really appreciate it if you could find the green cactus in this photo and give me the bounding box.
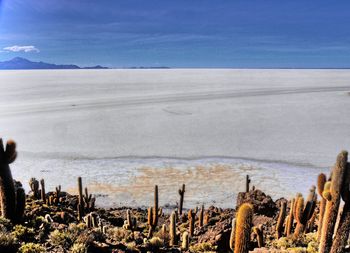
[276,201,287,239]
[40,179,46,203]
[330,161,350,253]
[234,203,253,253]
[319,151,348,253]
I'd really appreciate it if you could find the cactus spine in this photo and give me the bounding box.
[170,211,177,246]
[234,203,253,253]
[276,201,287,238]
[178,184,185,215]
[319,151,348,253]
[229,218,236,252]
[317,173,327,241]
[330,161,350,253]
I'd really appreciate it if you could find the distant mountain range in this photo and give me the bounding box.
[0,57,108,70]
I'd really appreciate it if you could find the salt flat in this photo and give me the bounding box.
[0,69,349,207]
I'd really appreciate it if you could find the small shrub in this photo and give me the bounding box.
[50,230,72,248]
[71,242,87,253]
[18,243,45,253]
[11,225,35,242]
[149,236,163,248]
[0,231,18,253]
[190,242,217,252]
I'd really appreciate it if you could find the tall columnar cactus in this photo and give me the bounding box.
[29,177,40,199]
[253,224,264,248]
[330,161,350,253]
[14,180,25,223]
[317,173,327,242]
[276,201,287,239]
[294,186,317,237]
[182,231,189,250]
[40,179,46,203]
[170,211,177,246]
[148,185,159,238]
[77,177,84,220]
[229,218,236,252]
[126,209,133,231]
[199,204,204,227]
[188,209,196,237]
[178,184,185,215]
[319,151,348,253]
[234,203,253,253]
[286,198,295,236]
[246,175,251,193]
[0,139,26,223]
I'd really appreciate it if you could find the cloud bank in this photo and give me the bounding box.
[3,45,40,53]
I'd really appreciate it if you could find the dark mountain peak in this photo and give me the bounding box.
[0,57,108,70]
[10,57,31,62]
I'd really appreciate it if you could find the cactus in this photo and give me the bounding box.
[234,203,253,253]
[29,178,40,199]
[182,231,189,250]
[170,211,177,246]
[229,218,236,252]
[40,179,46,203]
[55,185,61,204]
[317,173,327,241]
[286,198,295,236]
[246,175,251,192]
[253,224,264,248]
[125,209,133,231]
[330,161,350,253]
[14,180,25,223]
[188,209,196,237]
[319,151,348,253]
[178,184,185,215]
[276,201,287,239]
[148,185,159,238]
[77,177,84,220]
[0,139,25,224]
[294,187,317,237]
[199,204,204,227]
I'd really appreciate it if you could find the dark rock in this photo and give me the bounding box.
[236,189,277,217]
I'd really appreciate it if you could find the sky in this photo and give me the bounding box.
[0,0,350,68]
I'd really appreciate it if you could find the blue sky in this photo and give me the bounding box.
[0,0,350,68]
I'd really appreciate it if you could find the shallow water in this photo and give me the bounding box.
[0,69,349,207]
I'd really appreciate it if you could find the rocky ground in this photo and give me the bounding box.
[0,187,325,253]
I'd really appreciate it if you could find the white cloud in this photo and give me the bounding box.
[3,45,40,53]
